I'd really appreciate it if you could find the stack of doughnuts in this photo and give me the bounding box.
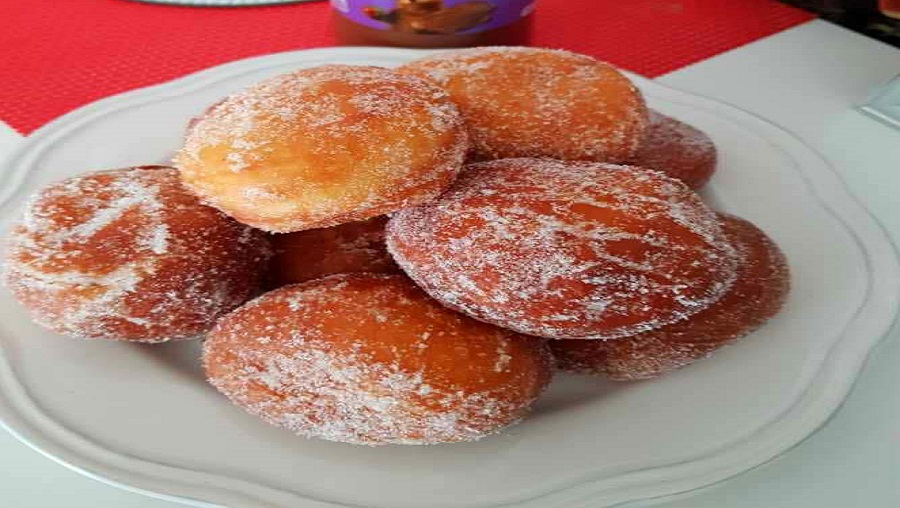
[3,47,788,446]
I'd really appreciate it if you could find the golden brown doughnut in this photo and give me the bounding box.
[386,158,738,340]
[398,46,648,163]
[629,110,717,190]
[3,166,269,342]
[267,215,398,287]
[551,214,789,380]
[203,273,552,445]
[175,65,468,233]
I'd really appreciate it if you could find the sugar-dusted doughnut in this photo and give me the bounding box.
[629,110,717,189]
[398,47,647,163]
[203,273,552,445]
[3,166,269,342]
[386,158,738,340]
[268,215,398,287]
[175,65,468,233]
[551,214,789,380]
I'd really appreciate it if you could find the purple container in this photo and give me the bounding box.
[331,0,536,35]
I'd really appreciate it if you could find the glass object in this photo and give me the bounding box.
[860,73,900,130]
[332,0,536,47]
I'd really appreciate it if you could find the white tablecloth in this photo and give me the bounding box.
[1,19,899,508]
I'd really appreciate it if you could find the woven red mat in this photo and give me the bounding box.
[0,0,812,134]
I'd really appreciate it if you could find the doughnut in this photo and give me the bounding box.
[628,110,717,190]
[203,273,552,445]
[3,166,270,342]
[386,158,738,340]
[175,65,468,233]
[397,46,647,163]
[268,215,398,287]
[551,214,789,380]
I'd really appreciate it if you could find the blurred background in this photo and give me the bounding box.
[781,0,900,46]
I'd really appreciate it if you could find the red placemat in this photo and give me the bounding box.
[0,0,813,134]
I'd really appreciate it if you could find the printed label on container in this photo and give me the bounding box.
[331,0,536,34]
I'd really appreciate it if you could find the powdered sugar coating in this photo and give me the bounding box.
[203,273,552,445]
[398,46,647,163]
[3,166,270,342]
[175,65,468,233]
[387,158,738,340]
[629,110,717,190]
[551,214,790,380]
[268,215,398,287]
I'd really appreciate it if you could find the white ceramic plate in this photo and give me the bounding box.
[0,47,897,508]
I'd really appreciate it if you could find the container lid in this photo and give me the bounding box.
[126,0,322,6]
